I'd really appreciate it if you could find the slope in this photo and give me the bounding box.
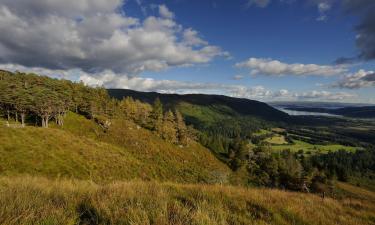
[0,176,374,225]
[0,113,230,184]
[108,89,290,122]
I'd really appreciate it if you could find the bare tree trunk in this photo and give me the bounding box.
[7,109,10,121]
[15,111,18,123]
[45,115,49,128]
[41,116,45,128]
[59,113,64,126]
[21,113,25,127]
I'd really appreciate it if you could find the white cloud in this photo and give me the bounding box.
[0,1,226,75]
[295,90,356,101]
[2,63,357,102]
[333,69,375,89]
[182,28,208,47]
[316,1,331,21]
[158,4,174,19]
[233,75,245,80]
[318,2,331,12]
[235,58,347,76]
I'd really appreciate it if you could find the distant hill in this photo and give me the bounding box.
[108,89,291,157]
[108,89,289,122]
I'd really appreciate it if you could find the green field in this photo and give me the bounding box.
[264,134,288,145]
[253,129,272,136]
[270,140,359,153]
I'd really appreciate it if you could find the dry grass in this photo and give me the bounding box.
[0,176,374,225]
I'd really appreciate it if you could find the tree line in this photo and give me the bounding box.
[227,137,375,192]
[0,70,192,146]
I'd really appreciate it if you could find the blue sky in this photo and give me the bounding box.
[0,0,374,103]
[126,0,375,103]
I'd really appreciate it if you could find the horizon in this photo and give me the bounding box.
[107,88,375,105]
[0,0,374,103]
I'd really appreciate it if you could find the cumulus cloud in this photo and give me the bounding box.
[333,69,375,89]
[0,1,226,76]
[2,62,357,102]
[235,58,347,76]
[266,87,356,101]
[158,4,174,19]
[182,28,208,47]
[296,90,356,101]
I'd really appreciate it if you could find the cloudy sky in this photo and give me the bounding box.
[0,0,374,103]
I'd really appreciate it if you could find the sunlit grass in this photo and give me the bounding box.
[264,134,287,145]
[0,176,374,225]
[270,140,358,154]
[0,114,230,184]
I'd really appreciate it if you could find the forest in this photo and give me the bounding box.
[0,70,192,146]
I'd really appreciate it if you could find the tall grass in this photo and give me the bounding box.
[0,176,374,225]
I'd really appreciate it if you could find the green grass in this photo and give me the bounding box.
[177,102,235,125]
[264,134,287,145]
[0,114,230,184]
[0,176,374,225]
[252,129,272,136]
[270,140,359,154]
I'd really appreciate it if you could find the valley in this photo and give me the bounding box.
[0,71,374,224]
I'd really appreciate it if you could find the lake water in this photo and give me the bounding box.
[275,107,341,117]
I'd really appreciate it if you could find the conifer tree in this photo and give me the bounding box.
[151,97,163,133]
[162,110,177,143]
[175,110,188,146]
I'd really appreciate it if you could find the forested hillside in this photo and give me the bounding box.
[108,89,289,158]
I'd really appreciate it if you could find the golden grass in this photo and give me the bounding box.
[0,176,374,225]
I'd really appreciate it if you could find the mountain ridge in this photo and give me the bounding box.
[108,89,290,122]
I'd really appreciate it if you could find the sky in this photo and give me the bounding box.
[0,0,374,103]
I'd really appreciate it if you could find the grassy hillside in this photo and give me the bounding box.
[0,176,374,225]
[0,114,230,184]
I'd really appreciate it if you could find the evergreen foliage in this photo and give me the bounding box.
[0,70,193,146]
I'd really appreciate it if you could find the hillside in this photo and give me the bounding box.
[0,114,230,184]
[108,89,290,122]
[1,176,374,225]
[108,89,291,157]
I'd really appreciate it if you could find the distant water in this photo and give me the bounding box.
[275,107,341,117]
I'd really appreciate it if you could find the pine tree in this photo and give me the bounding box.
[151,97,163,133]
[162,110,177,143]
[175,110,188,146]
